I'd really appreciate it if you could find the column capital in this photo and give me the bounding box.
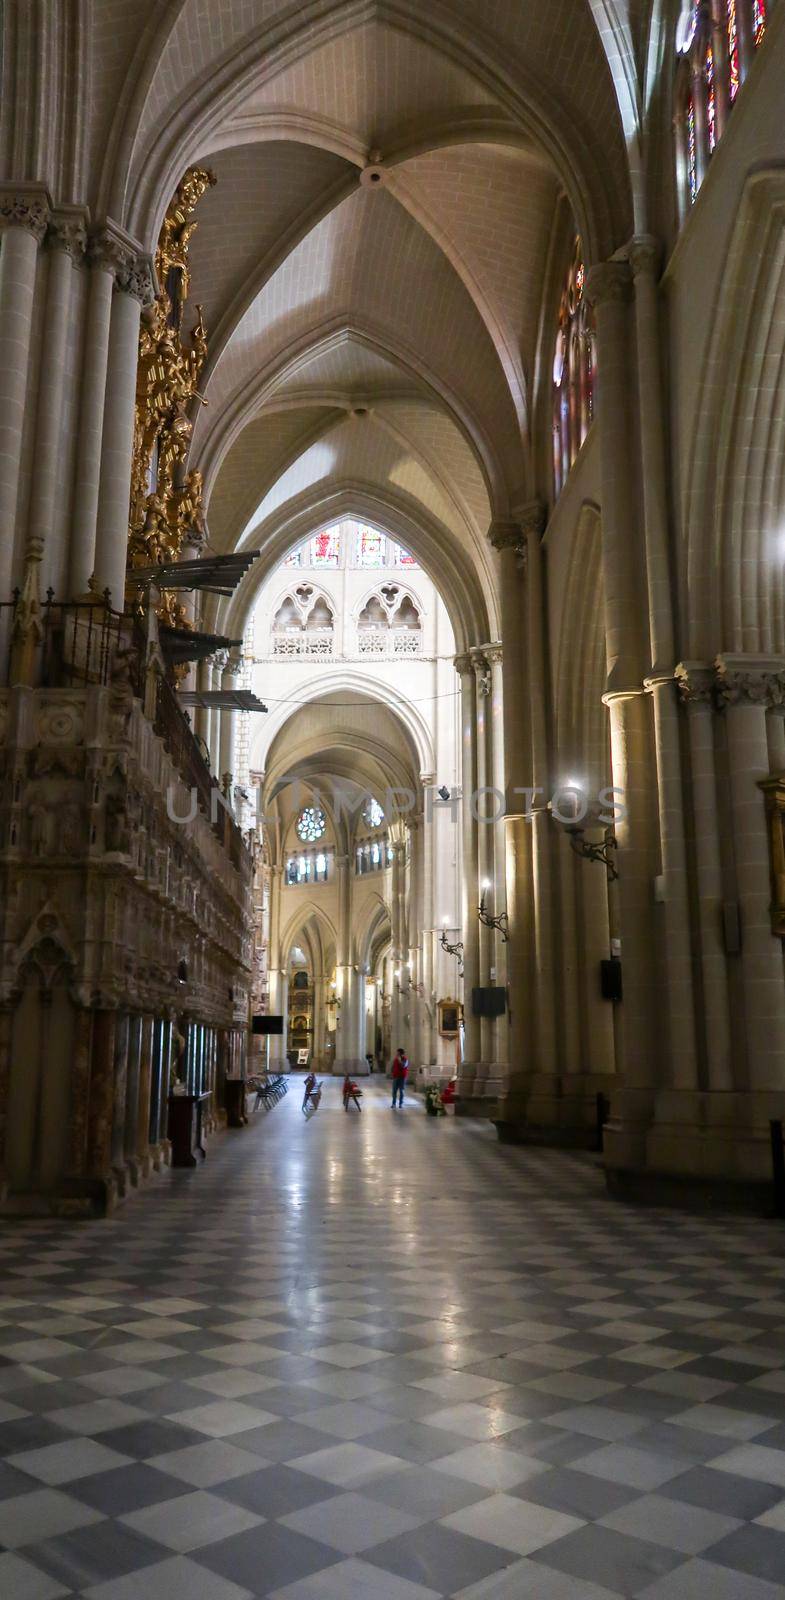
[488,519,525,561]
[470,647,491,696]
[674,661,715,705]
[117,254,156,306]
[453,651,475,677]
[87,224,156,303]
[628,233,662,281]
[0,185,51,243]
[483,641,503,667]
[212,647,230,672]
[586,258,632,309]
[48,207,89,262]
[715,654,785,709]
[514,497,547,540]
[420,772,436,788]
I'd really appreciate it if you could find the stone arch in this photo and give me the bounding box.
[683,168,785,657]
[217,485,494,653]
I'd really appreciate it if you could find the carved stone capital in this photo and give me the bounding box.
[715,654,785,709]
[117,254,156,306]
[674,661,715,706]
[516,498,547,540]
[48,209,88,262]
[629,233,662,281]
[470,648,491,696]
[88,227,134,279]
[453,652,475,677]
[0,187,51,243]
[483,642,503,667]
[488,520,525,567]
[586,259,632,309]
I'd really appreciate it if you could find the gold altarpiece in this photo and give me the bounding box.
[127,166,216,627]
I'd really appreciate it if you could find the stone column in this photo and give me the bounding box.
[86,1008,117,1189]
[471,649,494,1086]
[631,234,698,1096]
[136,1015,154,1179]
[123,1013,142,1183]
[27,211,86,590]
[110,1011,130,1181]
[208,650,228,776]
[587,259,658,1169]
[93,250,154,608]
[335,851,362,1073]
[266,864,286,1070]
[716,656,785,1091]
[485,644,508,1079]
[0,1007,13,1194]
[65,1008,94,1185]
[419,775,436,1069]
[219,653,241,796]
[0,188,50,619]
[489,522,534,1119]
[455,654,481,1084]
[676,663,732,1091]
[69,230,120,595]
[525,508,560,1118]
[389,839,407,1058]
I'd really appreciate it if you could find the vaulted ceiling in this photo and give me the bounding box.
[79,0,641,648]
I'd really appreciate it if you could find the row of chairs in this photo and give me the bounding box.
[248,1073,288,1112]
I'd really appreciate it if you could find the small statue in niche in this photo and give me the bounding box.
[105,792,131,855]
[28,802,48,858]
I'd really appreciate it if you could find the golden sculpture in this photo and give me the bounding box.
[127,166,216,602]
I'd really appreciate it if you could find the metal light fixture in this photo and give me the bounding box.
[478,881,509,942]
[440,920,464,977]
[567,825,618,880]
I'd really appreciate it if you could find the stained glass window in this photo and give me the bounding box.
[706,43,716,152]
[753,0,766,47]
[296,807,326,843]
[727,1,740,100]
[284,548,302,567]
[553,236,595,497]
[308,529,340,566]
[357,527,386,567]
[363,797,384,829]
[392,542,416,566]
[687,95,697,202]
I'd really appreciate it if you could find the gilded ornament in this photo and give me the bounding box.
[127,166,216,611]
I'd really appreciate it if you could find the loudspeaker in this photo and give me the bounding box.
[252,1015,284,1035]
[471,986,507,1017]
[600,959,622,1002]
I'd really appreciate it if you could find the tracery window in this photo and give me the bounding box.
[363,797,385,829]
[296,806,326,843]
[675,2,768,215]
[285,850,330,884]
[357,586,422,656]
[272,585,334,656]
[552,236,595,500]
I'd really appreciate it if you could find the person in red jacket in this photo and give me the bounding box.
[391,1047,409,1108]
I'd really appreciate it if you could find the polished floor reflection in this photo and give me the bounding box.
[2,1081,785,1599]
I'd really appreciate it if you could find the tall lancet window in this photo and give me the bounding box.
[675,1,769,216]
[552,236,595,500]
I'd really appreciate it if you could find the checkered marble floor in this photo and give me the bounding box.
[2,1080,785,1599]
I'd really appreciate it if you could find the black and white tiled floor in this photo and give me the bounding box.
[2,1080,785,1599]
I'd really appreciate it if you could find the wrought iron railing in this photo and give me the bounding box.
[0,589,144,692]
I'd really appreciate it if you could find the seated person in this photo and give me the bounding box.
[440,1078,457,1106]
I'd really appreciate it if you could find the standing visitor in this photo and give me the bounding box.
[391,1046,409,1108]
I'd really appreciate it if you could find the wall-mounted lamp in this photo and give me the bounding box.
[440,918,464,977]
[478,880,509,942]
[550,789,618,882]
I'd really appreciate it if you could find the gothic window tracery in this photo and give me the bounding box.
[357,586,422,656]
[552,236,595,500]
[272,586,334,656]
[675,1,768,215]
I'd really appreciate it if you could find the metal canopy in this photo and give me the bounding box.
[177,689,268,713]
[128,550,261,597]
[160,627,243,665]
